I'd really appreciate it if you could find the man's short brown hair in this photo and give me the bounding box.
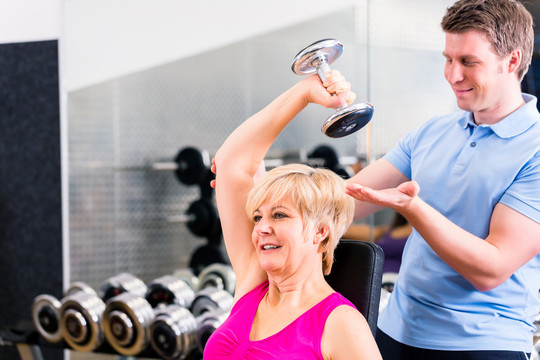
[441,0,534,81]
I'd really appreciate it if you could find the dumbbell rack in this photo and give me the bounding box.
[29,265,235,360]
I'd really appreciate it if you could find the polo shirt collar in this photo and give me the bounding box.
[458,94,540,138]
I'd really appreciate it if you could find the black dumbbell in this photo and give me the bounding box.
[168,198,221,240]
[189,244,229,276]
[174,147,211,186]
[153,147,211,187]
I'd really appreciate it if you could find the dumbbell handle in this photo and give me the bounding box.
[315,61,348,112]
[152,162,179,171]
[167,214,196,223]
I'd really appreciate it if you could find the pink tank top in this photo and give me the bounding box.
[203,281,356,359]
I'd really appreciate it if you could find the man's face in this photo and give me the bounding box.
[443,30,516,122]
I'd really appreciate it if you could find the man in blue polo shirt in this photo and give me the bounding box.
[346,0,540,359]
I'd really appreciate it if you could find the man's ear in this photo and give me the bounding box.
[507,49,522,75]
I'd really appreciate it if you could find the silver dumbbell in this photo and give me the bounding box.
[102,292,155,356]
[291,38,374,138]
[190,287,233,318]
[100,272,147,302]
[196,308,230,353]
[145,274,195,309]
[32,294,63,343]
[32,281,99,345]
[102,272,195,356]
[173,268,200,291]
[59,282,106,352]
[149,305,199,360]
[197,263,236,295]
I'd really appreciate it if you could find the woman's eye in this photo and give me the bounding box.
[253,215,262,223]
[274,212,287,219]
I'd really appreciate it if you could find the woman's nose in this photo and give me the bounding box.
[254,220,272,234]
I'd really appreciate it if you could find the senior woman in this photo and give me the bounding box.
[205,72,381,359]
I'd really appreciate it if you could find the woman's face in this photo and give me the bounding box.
[251,198,317,275]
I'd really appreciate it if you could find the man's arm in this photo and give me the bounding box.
[346,158,410,219]
[346,180,540,291]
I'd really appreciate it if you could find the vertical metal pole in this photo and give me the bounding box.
[365,0,375,241]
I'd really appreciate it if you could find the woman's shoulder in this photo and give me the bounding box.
[323,293,367,331]
[321,301,381,359]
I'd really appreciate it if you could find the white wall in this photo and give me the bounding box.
[64,0,356,91]
[0,0,60,44]
[0,0,355,91]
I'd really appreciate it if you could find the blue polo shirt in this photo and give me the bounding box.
[378,94,540,351]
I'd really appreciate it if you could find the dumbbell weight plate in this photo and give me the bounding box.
[102,292,155,356]
[32,294,63,343]
[196,309,230,354]
[291,38,343,75]
[191,287,233,318]
[322,103,374,138]
[59,291,106,352]
[173,268,200,291]
[65,281,98,297]
[189,244,229,275]
[174,147,210,186]
[149,305,198,360]
[100,272,147,302]
[186,199,219,238]
[145,275,195,308]
[197,263,236,295]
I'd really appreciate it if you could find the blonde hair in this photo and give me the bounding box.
[246,163,354,275]
[441,0,534,81]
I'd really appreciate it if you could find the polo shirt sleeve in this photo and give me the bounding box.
[500,150,540,224]
[383,128,417,180]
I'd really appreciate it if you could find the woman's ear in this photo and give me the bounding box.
[314,225,330,245]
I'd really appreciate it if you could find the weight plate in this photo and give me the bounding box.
[291,38,343,75]
[322,103,374,138]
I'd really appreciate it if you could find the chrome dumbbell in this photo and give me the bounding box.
[173,268,200,291]
[32,281,100,346]
[32,294,63,344]
[102,272,195,357]
[190,287,233,318]
[100,272,147,302]
[196,308,230,353]
[189,288,233,353]
[291,38,374,138]
[102,292,155,356]
[149,305,199,360]
[197,263,236,295]
[59,290,106,352]
[145,274,195,309]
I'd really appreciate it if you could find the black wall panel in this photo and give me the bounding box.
[0,40,63,359]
